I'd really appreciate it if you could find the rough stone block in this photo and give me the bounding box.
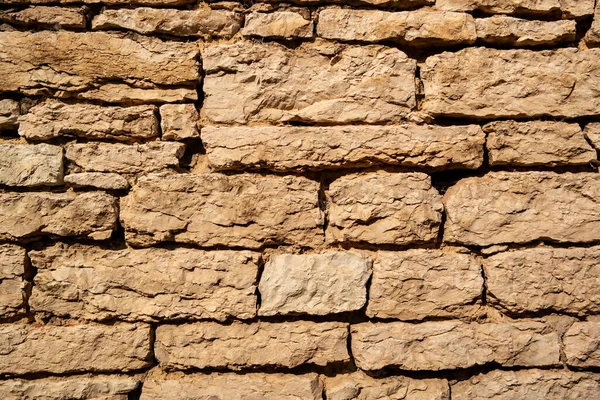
[564,322,600,368]
[0,244,25,318]
[475,16,576,46]
[64,172,130,191]
[160,104,199,141]
[435,0,594,18]
[0,6,86,28]
[0,99,19,130]
[0,144,63,187]
[243,11,313,39]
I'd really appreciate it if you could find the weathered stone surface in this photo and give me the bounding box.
[317,9,476,46]
[327,172,443,245]
[367,250,483,320]
[121,172,323,248]
[476,16,576,46]
[243,11,314,39]
[352,321,560,370]
[584,2,600,46]
[0,99,19,130]
[452,369,600,400]
[0,244,25,318]
[3,0,194,4]
[564,322,600,368]
[259,252,372,316]
[75,84,198,104]
[160,104,199,141]
[29,243,259,322]
[259,0,433,9]
[484,121,596,166]
[484,246,600,316]
[0,144,63,187]
[0,191,117,241]
[66,142,185,174]
[19,101,158,142]
[202,125,484,171]
[0,323,151,375]
[0,31,199,95]
[202,41,416,124]
[325,371,450,400]
[140,369,322,400]
[64,172,130,190]
[0,6,86,28]
[422,47,600,119]
[92,8,242,38]
[443,172,600,246]
[435,0,594,18]
[0,376,140,400]
[155,321,349,370]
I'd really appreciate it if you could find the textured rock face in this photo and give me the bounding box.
[327,172,443,245]
[564,322,600,368]
[0,245,25,318]
[435,0,594,18]
[29,244,259,322]
[121,173,323,248]
[2,0,194,4]
[159,104,199,141]
[367,250,483,320]
[259,252,372,316]
[202,41,416,124]
[352,321,560,370]
[0,323,151,375]
[0,144,63,187]
[0,192,117,241]
[0,6,86,28]
[202,125,484,171]
[0,99,19,130]
[585,123,600,150]
[155,322,349,369]
[19,101,159,142]
[243,11,314,38]
[484,121,596,167]
[484,247,600,316]
[64,172,130,190]
[317,9,476,45]
[475,17,576,46]
[422,48,600,119]
[584,2,600,46]
[260,0,433,7]
[75,84,197,104]
[443,172,600,246]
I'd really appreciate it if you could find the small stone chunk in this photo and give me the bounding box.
[584,2,600,46]
[0,144,63,187]
[584,123,600,150]
[564,322,600,368]
[76,84,197,104]
[0,244,25,318]
[0,99,19,130]
[160,104,199,141]
[0,6,86,28]
[435,0,594,18]
[476,16,576,46]
[64,172,130,190]
[243,11,313,39]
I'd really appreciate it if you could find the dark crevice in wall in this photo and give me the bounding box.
[254,253,265,311]
[479,262,487,306]
[127,381,144,400]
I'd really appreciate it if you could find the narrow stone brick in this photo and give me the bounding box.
[258,0,434,9]
[64,172,130,190]
[121,172,323,248]
[159,104,199,141]
[243,11,314,39]
[0,244,25,318]
[476,16,576,46]
[443,172,600,246]
[564,322,600,368]
[352,321,560,371]
[0,323,151,375]
[367,250,483,320]
[327,171,443,245]
[29,243,259,322]
[0,99,19,130]
[2,0,194,4]
[0,144,63,187]
[585,123,600,150]
[435,0,594,18]
[75,84,198,105]
[0,6,86,28]
[155,321,349,370]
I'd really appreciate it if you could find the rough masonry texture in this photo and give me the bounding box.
[2,0,600,398]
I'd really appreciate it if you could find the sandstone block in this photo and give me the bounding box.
[0,6,86,28]
[476,16,576,46]
[317,9,476,46]
[435,0,594,18]
[352,321,560,370]
[92,7,242,38]
[155,321,349,370]
[66,142,185,175]
[202,41,416,124]
[584,2,600,46]
[160,104,199,141]
[0,244,25,318]
[443,172,600,246]
[484,121,596,167]
[64,172,130,190]
[367,249,483,320]
[564,322,600,368]
[0,323,151,375]
[0,191,117,241]
[585,123,600,150]
[0,144,63,187]
[121,172,323,248]
[0,99,19,130]
[452,369,600,400]
[258,0,434,9]
[202,125,484,172]
[327,172,443,245]
[2,0,194,4]
[422,48,600,119]
[484,246,600,316]
[243,11,313,39]
[29,243,259,322]
[75,84,197,104]
[259,252,372,316]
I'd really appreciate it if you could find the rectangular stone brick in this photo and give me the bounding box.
[0,6,86,28]
[0,99,19,130]
[327,172,443,245]
[243,11,314,39]
[258,0,433,9]
[3,0,194,4]
[0,191,117,241]
[367,249,483,320]
[352,321,560,371]
[29,243,259,322]
[422,48,600,119]
[0,323,151,375]
[202,125,485,172]
[0,244,25,318]
[443,172,600,246]
[155,321,349,370]
[0,144,63,187]
[586,123,600,150]
[64,172,130,191]
[435,0,594,18]
[564,322,600,368]
[476,16,576,47]
[159,104,199,141]
[75,84,197,105]
[259,252,372,316]
[121,172,323,248]
[317,9,476,46]
[202,42,416,124]
[484,246,600,316]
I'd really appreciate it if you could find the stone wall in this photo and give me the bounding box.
[1,0,600,399]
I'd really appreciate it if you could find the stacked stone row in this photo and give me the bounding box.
[1,0,600,399]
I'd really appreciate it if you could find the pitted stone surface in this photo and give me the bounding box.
[0,144,63,187]
[0,244,25,318]
[243,11,314,38]
[564,322,600,368]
